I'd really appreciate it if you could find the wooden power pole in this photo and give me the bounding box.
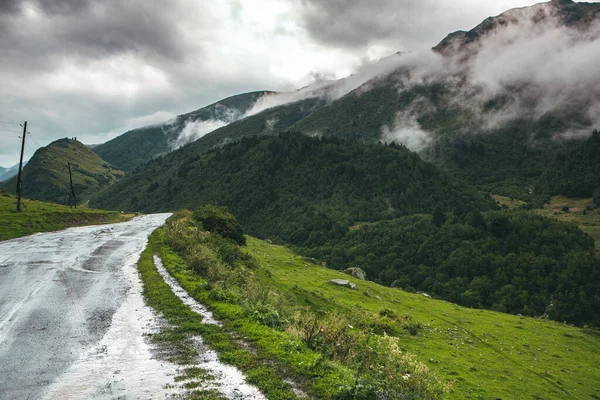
[67,162,77,208]
[15,121,27,212]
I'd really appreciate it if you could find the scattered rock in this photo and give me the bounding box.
[344,267,367,280]
[375,296,382,301]
[330,279,357,290]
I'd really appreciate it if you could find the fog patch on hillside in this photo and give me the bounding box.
[381,99,433,151]
[244,52,408,116]
[169,119,229,150]
[376,6,600,146]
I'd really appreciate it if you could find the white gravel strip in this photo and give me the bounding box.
[153,254,266,400]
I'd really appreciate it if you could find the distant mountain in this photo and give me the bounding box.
[278,0,600,200]
[2,138,123,205]
[434,0,600,56]
[93,0,599,202]
[175,96,327,158]
[0,163,20,183]
[93,91,272,172]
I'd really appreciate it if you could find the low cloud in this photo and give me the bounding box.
[86,111,175,146]
[169,119,230,150]
[373,3,600,145]
[380,99,433,151]
[244,52,410,116]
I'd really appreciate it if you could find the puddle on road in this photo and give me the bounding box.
[153,255,266,400]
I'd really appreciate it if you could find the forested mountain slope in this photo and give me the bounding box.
[92,133,496,247]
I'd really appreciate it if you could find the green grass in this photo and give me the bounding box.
[0,192,133,240]
[243,237,600,399]
[154,213,450,399]
[150,212,600,399]
[536,195,600,251]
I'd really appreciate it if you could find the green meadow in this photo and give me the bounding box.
[0,192,133,240]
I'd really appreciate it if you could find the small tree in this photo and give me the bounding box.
[193,204,246,245]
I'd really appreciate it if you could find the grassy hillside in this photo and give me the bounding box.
[144,210,600,399]
[0,192,133,240]
[536,195,600,251]
[92,133,496,247]
[94,91,271,172]
[1,138,123,205]
[92,126,169,173]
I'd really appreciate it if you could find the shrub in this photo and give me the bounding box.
[193,204,246,245]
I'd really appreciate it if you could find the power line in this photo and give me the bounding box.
[25,141,37,153]
[0,128,20,133]
[0,120,20,126]
[0,134,20,138]
[27,132,43,148]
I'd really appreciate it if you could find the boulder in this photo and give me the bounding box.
[330,279,358,290]
[344,267,367,281]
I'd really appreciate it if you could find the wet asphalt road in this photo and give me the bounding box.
[0,214,171,399]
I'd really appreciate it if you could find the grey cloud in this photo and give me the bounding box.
[0,0,190,67]
[297,0,438,49]
[0,0,22,14]
[296,0,541,51]
[32,0,94,15]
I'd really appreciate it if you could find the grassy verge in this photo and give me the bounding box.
[0,192,134,241]
[139,229,299,399]
[158,209,600,399]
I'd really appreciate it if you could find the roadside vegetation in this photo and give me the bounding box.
[143,206,600,399]
[147,208,450,399]
[0,192,133,240]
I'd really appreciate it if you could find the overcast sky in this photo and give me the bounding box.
[0,0,549,167]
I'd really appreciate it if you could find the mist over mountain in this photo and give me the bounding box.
[93,91,270,171]
[92,1,600,185]
[86,0,600,202]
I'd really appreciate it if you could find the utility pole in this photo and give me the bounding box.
[67,162,77,208]
[15,121,27,212]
